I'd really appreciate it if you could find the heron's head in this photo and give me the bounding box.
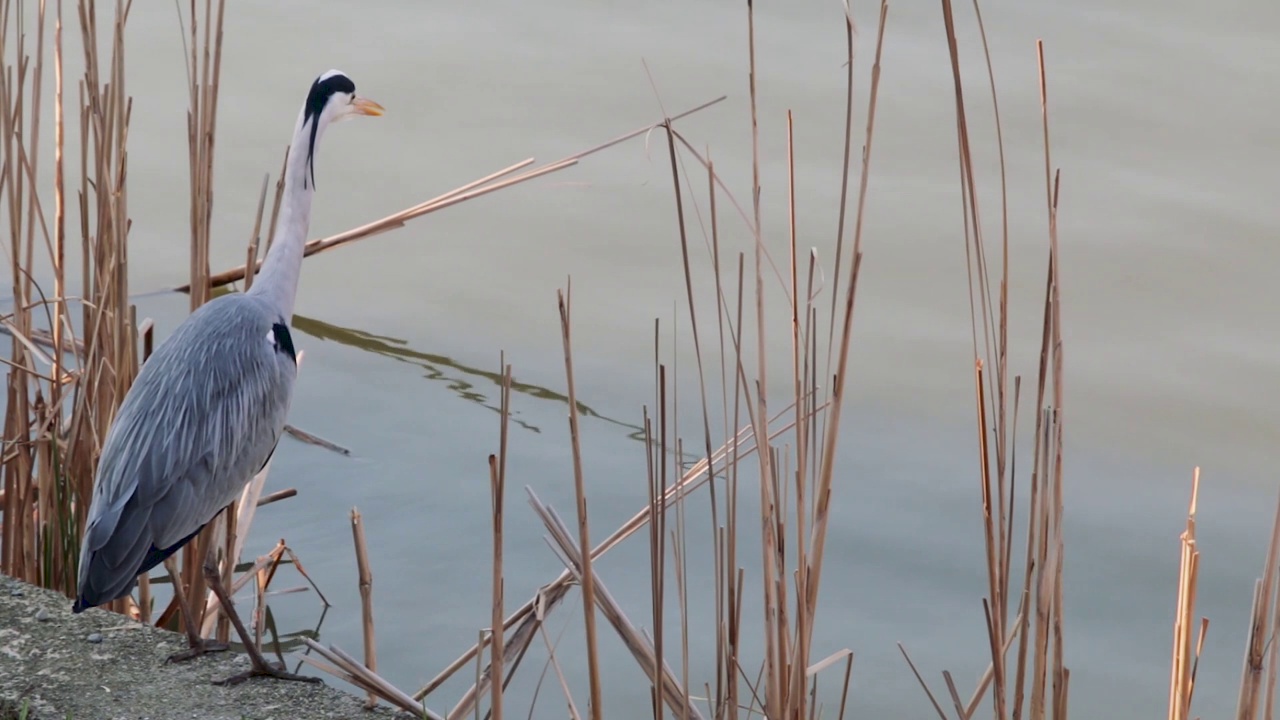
[299,69,384,188]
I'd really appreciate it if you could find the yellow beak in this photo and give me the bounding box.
[351,96,385,117]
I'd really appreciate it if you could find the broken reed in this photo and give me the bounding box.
[1168,469,1203,720]
[1167,467,1280,720]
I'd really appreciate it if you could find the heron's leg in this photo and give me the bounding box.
[163,557,230,663]
[200,552,321,686]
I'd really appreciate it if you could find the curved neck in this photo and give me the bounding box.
[247,111,321,322]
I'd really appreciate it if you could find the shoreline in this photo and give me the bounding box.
[0,573,413,720]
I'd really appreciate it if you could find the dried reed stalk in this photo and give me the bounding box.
[627,2,884,717]
[741,5,783,713]
[255,488,296,507]
[527,490,706,720]
[533,609,585,720]
[157,537,324,634]
[414,398,814,703]
[642,7,880,720]
[555,285,604,720]
[176,0,228,633]
[49,0,68,562]
[489,359,512,720]
[301,638,445,720]
[178,97,725,294]
[282,423,350,455]
[1168,468,1204,720]
[351,507,378,709]
[182,0,224,310]
[644,371,670,720]
[252,562,267,649]
[1236,484,1280,719]
[0,325,86,357]
[799,0,885,687]
[894,4,1070,719]
[445,584,567,720]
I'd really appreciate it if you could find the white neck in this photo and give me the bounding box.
[247,109,324,321]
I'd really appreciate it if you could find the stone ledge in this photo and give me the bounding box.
[0,573,414,720]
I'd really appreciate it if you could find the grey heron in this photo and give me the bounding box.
[72,69,384,685]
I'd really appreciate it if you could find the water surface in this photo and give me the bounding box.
[7,0,1280,716]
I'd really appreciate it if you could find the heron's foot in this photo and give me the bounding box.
[166,639,230,664]
[212,658,321,687]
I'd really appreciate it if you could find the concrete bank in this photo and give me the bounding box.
[0,573,414,720]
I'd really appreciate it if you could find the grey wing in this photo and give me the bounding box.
[75,295,296,609]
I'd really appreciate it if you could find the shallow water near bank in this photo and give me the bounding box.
[4,0,1280,716]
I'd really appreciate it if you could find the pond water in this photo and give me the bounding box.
[6,0,1280,716]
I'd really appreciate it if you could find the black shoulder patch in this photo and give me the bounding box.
[301,72,356,190]
[272,322,297,363]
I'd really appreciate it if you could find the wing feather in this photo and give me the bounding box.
[75,294,296,610]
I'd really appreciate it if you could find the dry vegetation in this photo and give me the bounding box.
[3,1,1280,720]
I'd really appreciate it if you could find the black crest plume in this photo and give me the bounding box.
[301,72,356,190]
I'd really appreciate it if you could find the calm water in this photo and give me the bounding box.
[6,0,1280,716]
